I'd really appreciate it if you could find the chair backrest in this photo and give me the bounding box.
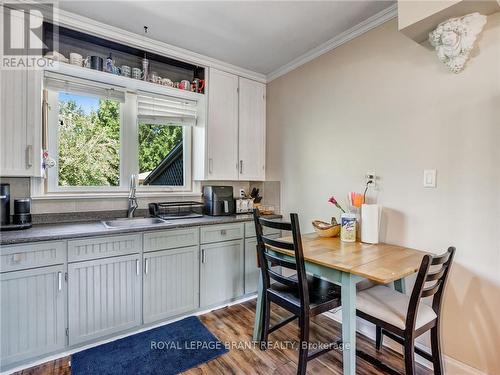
[405,247,456,332]
[253,209,310,308]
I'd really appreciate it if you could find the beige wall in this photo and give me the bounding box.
[266,14,500,374]
[398,0,459,29]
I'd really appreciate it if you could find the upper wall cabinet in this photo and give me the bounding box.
[198,68,266,181]
[206,68,239,180]
[0,69,43,177]
[238,77,266,181]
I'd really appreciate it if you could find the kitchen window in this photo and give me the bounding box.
[45,73,194,193]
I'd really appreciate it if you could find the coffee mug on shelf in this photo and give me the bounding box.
[179,80,191,90]
[110,66,121,75]
[44,51,68,63]
[192,78,205,93]
[150,72,161,84]
[84,56,103,71]
[121,65,131,77]
[161,78,173,87]
[69,52,83,66]
[131,68,143,80]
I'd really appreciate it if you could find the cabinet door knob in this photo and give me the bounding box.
[136,259,140,276]
[201,249,206,263]
[221,229,227,236]
[239,160,243,174]
[144,258,149,275]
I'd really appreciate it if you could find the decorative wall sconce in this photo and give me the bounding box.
[429,12,487,73]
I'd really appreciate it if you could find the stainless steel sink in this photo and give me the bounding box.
[102,217,168,229]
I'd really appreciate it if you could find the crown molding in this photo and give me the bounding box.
[266,3,398,82]
[5,1,396,84]
[16,1,266,83]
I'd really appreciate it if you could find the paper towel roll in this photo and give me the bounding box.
[361,204,381,244]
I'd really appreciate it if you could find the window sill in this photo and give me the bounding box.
[31,191,202,201]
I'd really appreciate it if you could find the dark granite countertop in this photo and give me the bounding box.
[0,214,282,246]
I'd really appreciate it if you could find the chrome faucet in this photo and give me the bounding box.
[127,174,138,218]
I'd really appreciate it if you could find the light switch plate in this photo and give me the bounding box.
[423,169,437,188]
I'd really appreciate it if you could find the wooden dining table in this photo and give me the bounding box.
[252,234,427,375]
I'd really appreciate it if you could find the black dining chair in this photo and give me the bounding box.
[253,209,342,375]
[356,247,456,375]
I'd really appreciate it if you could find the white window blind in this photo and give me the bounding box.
[137,91,197,126]
[44,72,126,102]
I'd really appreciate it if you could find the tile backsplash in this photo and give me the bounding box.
[0,177,281,216]
[251,181,281,214]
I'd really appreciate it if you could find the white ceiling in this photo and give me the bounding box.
[59,1,395,75]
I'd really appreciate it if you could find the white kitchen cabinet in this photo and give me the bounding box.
[67,254,142,345]
[200,239,244,307]
[238,77,266,181]
[197,68,267,181]
[206,68,239,180]
[0,68,43,177]
[0,265,66,368]
[143,246,199,324]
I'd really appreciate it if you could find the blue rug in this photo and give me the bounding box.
[71,316,228,375]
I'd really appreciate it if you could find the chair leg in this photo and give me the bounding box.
[297,314,310,375]
[260,298,271,350]
[375,326,383,350]
[404,338,416,375]
[430,326,444,375]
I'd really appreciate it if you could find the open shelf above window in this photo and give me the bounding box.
[43,23,205,95]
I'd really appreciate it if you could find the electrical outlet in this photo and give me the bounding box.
[365,173,377,189]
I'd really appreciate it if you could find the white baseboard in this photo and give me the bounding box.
[324,311,487,375]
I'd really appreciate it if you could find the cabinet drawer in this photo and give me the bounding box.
[68,234,141,262]
[200,223,244,244]
[244,221,280,238]
[143,228,199,252]
[1,241,66,272]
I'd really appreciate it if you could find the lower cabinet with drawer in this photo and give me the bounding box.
[0,218,282,370]
[67,254,142,345]
[200,239,244,308]
[0,264,67,368]
[143,246,199,324]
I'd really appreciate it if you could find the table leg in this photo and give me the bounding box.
[252,272,264,342]
[394,278,406,294]
[341,272,357,375]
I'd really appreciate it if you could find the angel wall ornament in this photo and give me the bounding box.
[429,12,487,73]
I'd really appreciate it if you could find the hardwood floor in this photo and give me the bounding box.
[12,300,431,375]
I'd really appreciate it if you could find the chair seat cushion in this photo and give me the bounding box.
[268,274,341,314]
[357,285,437,330]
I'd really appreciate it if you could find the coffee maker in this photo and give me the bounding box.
[203,186,235,216]
[0,184,32,230]
[0,183,10,225]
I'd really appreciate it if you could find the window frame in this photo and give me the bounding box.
[46,85,193,194]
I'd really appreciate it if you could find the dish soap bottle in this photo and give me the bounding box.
[340,213,357,242]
